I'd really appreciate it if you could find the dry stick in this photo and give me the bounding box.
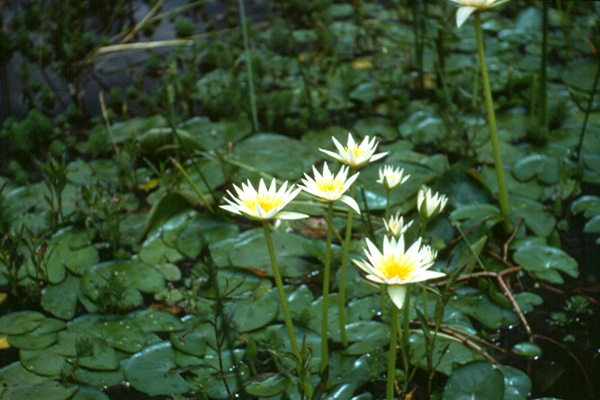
[122,0,166,44]
[503,217,524,260]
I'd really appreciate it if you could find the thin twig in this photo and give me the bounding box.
[503,217,524,260]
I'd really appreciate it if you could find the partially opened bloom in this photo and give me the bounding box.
[384,212,413,238]
[377,165,409,190]
[221,178,308,221]
[299,162,360,213]
[353,235,443,309]
[417,188,448,222]
[320,133,387,168]
[449,0,504,28]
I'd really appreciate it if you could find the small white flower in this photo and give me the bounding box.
[353,235,443,309]
[320,133,387,168]
[449,0,504,28]
[384,212,413,238]
[298,162,361,214]
[417,188,448,221]
[221,178,308,221]
[377,165,409,190]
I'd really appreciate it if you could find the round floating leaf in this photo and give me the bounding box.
[71,385,110,400]
[141,192,194,240]
[411,334,478,376]
[443,361,505,400]
[169,318,211,356]
[509,196,556,238]
[562,59,600,93]
[571,195,600,218]
[78,341,120,371]
[8,333,57,350]
[74,367,124,388]
[231,290,279,332]
[178,116,251,151]
[513,244,578,283]
[131,310,185,333]
[109,115,167,144]
[20,348,67,376]
[83,260,166,296]
[584,215,600,233]
[0,311,45,335]
[124,341,189,396]
[245,374,291,397]
[512,342,542,357]
[447,287,518,330]
[42,274,80,320]
[68,315,149,354]
[497,365,532,400]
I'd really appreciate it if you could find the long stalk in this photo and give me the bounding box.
[321,202,334,373]
[386,303,399,400]
[474,13,511,233]
[261,222,312,396]
[238,0,259,132]
[337,181,357,347]
[539,0,549,135]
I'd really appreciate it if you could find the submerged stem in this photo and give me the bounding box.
[474,13,512,233]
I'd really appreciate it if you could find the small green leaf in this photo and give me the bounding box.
[0,311,45,335]
[584,215,600,233]
[497,365,531,400]
[512,342,542,357]
[245,374,291,397]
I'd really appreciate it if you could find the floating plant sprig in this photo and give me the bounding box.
[450,0,512,233]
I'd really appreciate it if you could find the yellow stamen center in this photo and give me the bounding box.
[244,194,283,213]
[316,178,343,194]
[379,254,415,280]
[346,146,364,158]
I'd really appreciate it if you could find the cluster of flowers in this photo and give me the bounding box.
[221,133,448,310]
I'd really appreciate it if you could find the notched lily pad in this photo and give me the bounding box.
[513,243,578,283]
[0,311,46,335]
[123,341,189,396]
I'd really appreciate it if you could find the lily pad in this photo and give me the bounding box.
[497,365,532,400]
[0,311,46,335]
[245,374,291,397]
[123,341,189,396]
[512,342,542,357]
[513,244,578,283]
[70,385,110,400]
[231,289,280,332]
[82,260,166,299]
[131,310,185,332]
[41,274,80,320]
[443,361,505,400]
[20,348,67,376]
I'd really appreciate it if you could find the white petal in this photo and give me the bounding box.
[220,204,242,215]
[340,195,361,214]
[387,285,407,310]
[370,152,388,162]
[275,211,309,220]
[320,148,343,162]
[404,270,445,283]
[456,6,477,27]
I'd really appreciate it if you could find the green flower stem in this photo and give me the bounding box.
[261,222,312,396]
[238,0,259,132]
[474,13,512,234]
[386,302,399,400]
[321,202,334,373]
[384,188,391,221]
[401,285,412,356]
[338,180,357,348]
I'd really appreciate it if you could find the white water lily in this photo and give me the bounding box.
[320,133,387,168]
[299,162,361,213]
[449,0,505,28]
[221,178,308,221]
[384,212,413,238]
[417,188,448,221]
[353,235,443,309]
[377,165,409,190]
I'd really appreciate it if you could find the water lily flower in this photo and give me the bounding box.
[221,178,308,221]
[377,165,409,190]
[417,188,448,222]
[299,162,360,213]
[384,212,413,238]
[449,0,505,28]
[320,133,387,168]
[353,235,443,309]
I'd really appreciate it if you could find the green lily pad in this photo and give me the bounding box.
[70,385,110,400]
[512,155,560,185]
[8,332,57,351]
[584,215,600,233]
[73,367,124,388]
[82,260,166,299]
[169,316,212,356]
[497,365,532,400]
[178,116,251,151]
[131,310,185,332]
[20,348,67,376]
[562,59,600,93]
[109,115,167,144]
[231,289,279,332]
[245,374,291,397]
[411,334,480,376]
[447,287,518,330]
[0,362,78,400]
[443,361,505,400]
[123,341,190,396]
[68,314,150,353]
[513,244,578,283]
[231,133,318,180]
[510,196,556,237]
[42,274,80,320]
[571,195,600,218]
[176,214,239,258]
[0,311,45,335]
